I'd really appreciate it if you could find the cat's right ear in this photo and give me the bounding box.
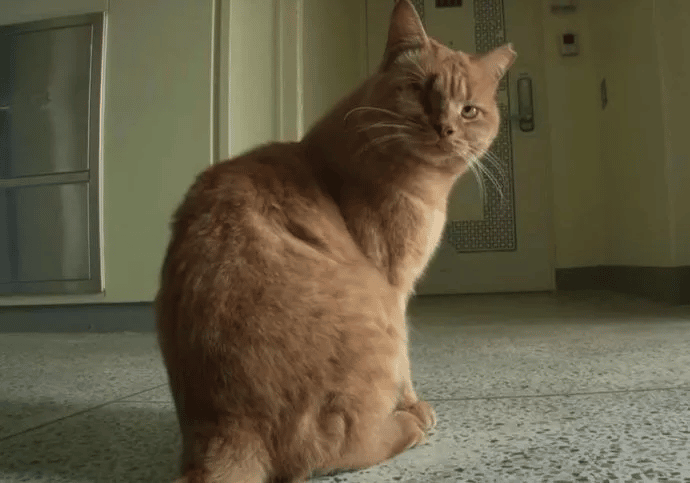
[383,0,428,66]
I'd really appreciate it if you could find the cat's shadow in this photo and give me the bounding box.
[310,468,360,480]
[0,402,361,482]
[0,402,180,482]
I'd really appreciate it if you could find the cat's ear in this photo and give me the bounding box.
[384,0,428,62]
[481,43,517,80]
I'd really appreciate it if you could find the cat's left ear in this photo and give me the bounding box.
[384,0,429,63]
[481,43,517,80]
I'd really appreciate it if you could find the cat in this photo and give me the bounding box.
[156,1,515,481]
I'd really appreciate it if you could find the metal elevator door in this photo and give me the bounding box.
[0,13,105,295]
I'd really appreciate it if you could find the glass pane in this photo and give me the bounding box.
[0,24,93,179]
[0,182,90,283]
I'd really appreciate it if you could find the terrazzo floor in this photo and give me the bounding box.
[1,291,690,482]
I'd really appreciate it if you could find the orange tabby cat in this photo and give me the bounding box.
[156,1,515,481]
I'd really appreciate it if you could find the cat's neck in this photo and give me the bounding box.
[302,79,457,206]
[301,82,460,294]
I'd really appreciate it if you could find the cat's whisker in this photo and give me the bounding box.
[370,132,412,150]
[355,132,411,158]
[474,158,502,191]
[473,159,506,202]
[344,106,405,124]
[372,132,412,145]
[465,147,510,205]
[467,158,487,205]
[356,122,417,133]
[481,151,510,183]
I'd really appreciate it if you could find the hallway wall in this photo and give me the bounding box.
[654,0,690,266]
[589,0,672,267]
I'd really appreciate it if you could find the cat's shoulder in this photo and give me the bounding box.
[179,141,325,219]
[196,141,310,188]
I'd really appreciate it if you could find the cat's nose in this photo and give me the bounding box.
[433,123,454,138]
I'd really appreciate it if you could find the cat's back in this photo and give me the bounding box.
[170,142,320,239]
[167,141,336,256]
[158,141,374,320]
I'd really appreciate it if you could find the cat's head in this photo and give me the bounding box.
[357,0,516,173]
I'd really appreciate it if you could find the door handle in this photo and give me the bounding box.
[516,73,534,132]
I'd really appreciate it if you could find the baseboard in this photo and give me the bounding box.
[0,303,155,333]
[556,265,690,305]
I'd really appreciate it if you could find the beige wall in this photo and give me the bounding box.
[301,0,367,131]
[228,0,367,146]
[103,0,216,301]
[229,0,278,155]
[654,0,690,266]
[230,0,367,147]
[543,0,687,269]
[589,0,674,267]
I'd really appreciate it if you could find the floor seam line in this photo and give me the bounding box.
[423,385,690,403]
[0,383,168,444]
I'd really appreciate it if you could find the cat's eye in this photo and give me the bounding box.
[461,105,479,119]
[410,82,423,92]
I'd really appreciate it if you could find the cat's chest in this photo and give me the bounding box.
[411,207,446,280]
[393,193,447,288]
[350,192,447,290]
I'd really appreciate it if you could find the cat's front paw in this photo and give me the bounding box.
[403,400,436,432]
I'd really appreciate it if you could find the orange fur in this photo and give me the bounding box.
[156,1,516,481]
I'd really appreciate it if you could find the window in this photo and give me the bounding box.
[0,13,105,295]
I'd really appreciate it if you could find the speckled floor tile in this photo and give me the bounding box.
[0,391,688,482]
[407,293,690,400]
[1,292,689,482]
[0,402,180,483]
[314,389,690,483]
[0,333,166,439]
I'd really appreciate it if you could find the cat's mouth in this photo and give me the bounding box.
[425,137,459,157]
[437,137,456,152]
